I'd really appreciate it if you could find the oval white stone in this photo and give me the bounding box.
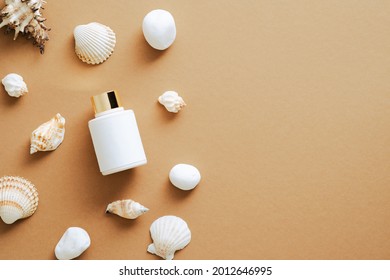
[169,164,201,191]
[55,227,91,260]
[142,9,176,50]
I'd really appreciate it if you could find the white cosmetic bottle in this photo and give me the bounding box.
[88,90,147,175]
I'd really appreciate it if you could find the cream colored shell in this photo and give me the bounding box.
[158,91,186,113]
[106,199,149,219]
[1,73,28,97]
[30,113,65,154]
[0,176,39,224]
[74,22,116,65]
[147,215,191,260]
[0,0,50,53]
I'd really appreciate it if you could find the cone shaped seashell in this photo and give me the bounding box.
[0,176,39,224]
[158,91,186,113]
[106,199,149,220]
[30,113,65,154]
[0,0,50,54]
[74,22,116,65]
[1,73,28,98]
[147,215,191,260]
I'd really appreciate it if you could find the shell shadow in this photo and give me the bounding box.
[133,32,167,65]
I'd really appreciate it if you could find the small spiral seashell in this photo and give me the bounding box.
[30,113,65,154]
[158,91,186,113]
[106,199,149,220]
[0,176,39,224]
[147,215,191,260]
[74,22,116,65]
[1,73,28,98]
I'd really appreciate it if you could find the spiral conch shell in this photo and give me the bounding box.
[74,22,116,65]
[158,91,186,113]
[147,215,191,260]
[106,199,149,220]
[0,176,39,224]
[0,0,50,54]
[1,73,28,97]
[30,113,65,154]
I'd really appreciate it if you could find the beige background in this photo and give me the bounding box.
[0,0,389,260]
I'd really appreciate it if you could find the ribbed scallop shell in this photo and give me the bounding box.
[147,215,191,260]
[0,176,39,224]
[30,113,65,154]
[106,199,149,219]
[74,22,116,65]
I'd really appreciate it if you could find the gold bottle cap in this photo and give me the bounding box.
[91,90,122,114]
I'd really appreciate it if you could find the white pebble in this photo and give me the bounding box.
[142,9,176,50]
[55,227,91,260]
[169,164,201,191]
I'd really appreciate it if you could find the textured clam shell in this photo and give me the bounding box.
[0,176,39,224]
[158,91,186,113]
[74,22,116,65]
[0,0,50,53]
[30,113,65,154]
[1,73,28,98]
[147,215,191,260]
[106,199,149,220]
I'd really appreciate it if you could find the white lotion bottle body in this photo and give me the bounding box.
[88,91,147,175]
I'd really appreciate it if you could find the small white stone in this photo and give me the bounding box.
[55,227,91,260]
[1,73,28,98]
[142,9,176,50]
[169,164,201,191]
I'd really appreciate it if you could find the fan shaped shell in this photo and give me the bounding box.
[147,215,191,260]
[0,176,39,224]
[74,22,116,65]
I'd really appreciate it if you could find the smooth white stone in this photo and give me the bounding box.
[142,9,176,50]
[55,227,91,260]
[169,164,201,191]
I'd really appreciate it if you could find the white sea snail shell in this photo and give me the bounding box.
[158,91,186,113]
[106,199,149,219]
[142,9,176,50]
[1,73,28,97]
[55,227,91,260]
[169,164,201,191]
[147,215,191,260]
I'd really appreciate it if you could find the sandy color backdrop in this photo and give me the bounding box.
[0,0,389,259]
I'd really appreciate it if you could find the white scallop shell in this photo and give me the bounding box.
[55,227,91,260]
[30,113,65,154]
[106,199,149,219]
[158,91,186,113]
[143,9,176,50]
[1,73,28,98]
[74,22,116,65]
[0,176,39,224]
[147,215,191,260]
[169,164,201,190]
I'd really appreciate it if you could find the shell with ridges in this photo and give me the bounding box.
[30,113,65,154]
[74,22,116,65]
[147,215,191,260]
[0,176,39,224]
[106,199,148,219]
[0,0,50,54]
